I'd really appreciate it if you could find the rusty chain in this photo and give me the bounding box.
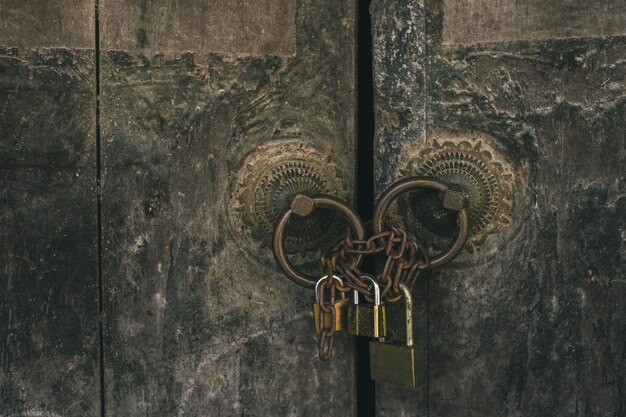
[320,225,429,302]
[314,225,430,360]
[272,176,470,361]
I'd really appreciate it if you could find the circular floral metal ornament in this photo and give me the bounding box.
[398,139,514,252]
[231,140,347,256]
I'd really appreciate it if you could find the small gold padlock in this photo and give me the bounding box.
[313,275,349,334]
[369,282,425,389]
[347,275,387,338]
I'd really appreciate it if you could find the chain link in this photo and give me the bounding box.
[314,224,430,360]
[321,225,429,301]
[273,178,470,361]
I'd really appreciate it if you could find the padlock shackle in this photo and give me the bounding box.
[354,275,381,305]
[400,283,413,347]
[315,275,345,302]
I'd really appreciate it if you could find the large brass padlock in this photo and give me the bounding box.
[369,282,425,389]
[347,275,387,338]
[313,275,349,334]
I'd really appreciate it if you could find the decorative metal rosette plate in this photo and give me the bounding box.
[230,140,348,257]
[398,139,514,252]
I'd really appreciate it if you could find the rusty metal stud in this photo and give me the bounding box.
[441,189,468,211]
[291,195,316,217]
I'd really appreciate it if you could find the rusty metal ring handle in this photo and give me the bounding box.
[273,194,367,288]
[372,176,470,270]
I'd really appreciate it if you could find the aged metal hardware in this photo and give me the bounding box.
[314,275,349,334]
[369,283,425,389]
[273,177,470,292]
[272,176,471,361]
[398,139,514,251]
[373,176,470,269]
[231,140,347,257]
[321,225,429,303]
[273,194,366,288]
[348,275,387,338]
[316,274,342,361]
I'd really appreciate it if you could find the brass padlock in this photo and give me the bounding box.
[313,275,349,334]
[369,282,425,389]
[347,275,387,338]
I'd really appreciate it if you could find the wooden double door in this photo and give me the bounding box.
[1,1,624,416]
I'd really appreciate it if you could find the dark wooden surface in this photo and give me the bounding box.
[442,0,626,45]
[100,1,356,416]
[101,0,296,56]
[0,10,99,417]
[4,1,623,416]
[373,0,626,416]
[0,0,94,48]
[371,2,429,415]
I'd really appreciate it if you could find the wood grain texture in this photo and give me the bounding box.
[101,0,296,56]
[373,0,626,416]
[370,0,428,415]
[0,0,94,48]
[442,0,626,45]
[0,46,99,416]
[100,1,356,416]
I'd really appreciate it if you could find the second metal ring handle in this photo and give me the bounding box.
[372,176,470,270]
[273,176,470,287]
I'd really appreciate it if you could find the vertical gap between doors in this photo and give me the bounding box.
[356,0,376,416]
[95,1,106,416]
[423,4,430,417]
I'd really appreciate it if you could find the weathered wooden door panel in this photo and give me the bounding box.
[0,2,99,416]
[4,1,621,416]
[373,0,625,416]
[100,1,356,416]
